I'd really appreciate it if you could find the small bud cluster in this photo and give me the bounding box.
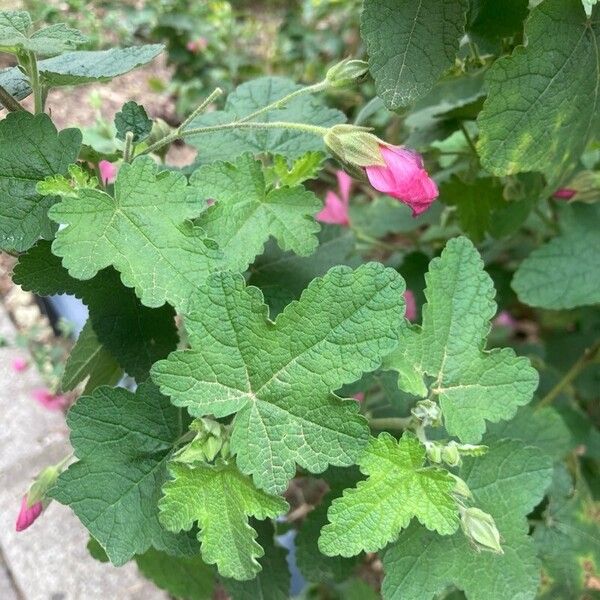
[174,417,230,465]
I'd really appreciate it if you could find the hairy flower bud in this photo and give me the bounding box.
[460,507,503,554]
[411,399,441,427]
[325,59,369,88]
[441,441,461,467]
[323,125,386,169]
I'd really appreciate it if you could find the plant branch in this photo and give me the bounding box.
[369,416,413,431]
[123,131,135,163]
[179,87,223,130]
[0,84,25,112]
[27,51,43,114]
[537,340,600,408]
[460,121,478,156]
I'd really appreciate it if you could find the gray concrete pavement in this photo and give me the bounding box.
[0,304,168,600]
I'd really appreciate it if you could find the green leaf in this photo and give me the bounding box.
[361,0,468,109]
[61,320,122,394]
[152,264,404,494]
[296,467,361,583]
[38,45,164,86]
[48,156,220,311]
[50,382,199,565]
[159,461,288,580]
[0,10,86,56]
[13,241,178,381]
[0,66,30,107]
[271,151,325,187]
[383,236,539,442]
[223,520,290,599]
[319,433,459,557]
[477,0,600,182]
[190,153,320,272]
[185,77,345,163]
[248,225,360,317]
[512,203,600,310]
[135,549,215,600]
[0,112,81,252]
[382,439,553,600]
[467,0,528,44]
[533,466,600,599]
[440,176,532,242]
[115,100,153,143]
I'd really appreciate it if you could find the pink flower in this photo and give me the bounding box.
[15,495,43,532]
[316,170,352,226]
[31,388,69,411]
[365,145,438,216]
[404,290,417,321]
[493,310,517,330]
[553,188,576,200]
[11,357,29,373]
[186,37,208,53]
[99,160,117,186]
[353,392,365,402]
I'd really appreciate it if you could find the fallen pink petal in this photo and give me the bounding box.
[15,495,43,532]
[404,290,417,321]
[316,170,353,226]
[31,388,69,411]
[10,356,29,373]
[365,145,438,216]
[99,160,117,186]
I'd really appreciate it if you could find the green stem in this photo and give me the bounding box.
[141,120,328,157]
[238,80,329,123]
[123,131,135,163]
[537,341,600,408]
[179,87,223,130]
[534,205,559,233]
[369,417,413,431]
[354,230,397,251]
[27,51,43,114]
[460,121,478,156]
[0,84,25,112]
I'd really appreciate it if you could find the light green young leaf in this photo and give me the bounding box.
[37,164,99,198]
[383,236,538,443]
[159,461,288,580]
[382,440,553,600]
[319,433,459,557]
[48,156,220,311]
[185,77,344,163]
[0,112,81,252]
[13,241,178,382]
[190,153,321,272]
[61,320,122,394]
[135,549,215,600]
[0,10,86,56]
[223,520,290,599]
[361,0,468,108]
[152,264,405,493]
[271,151,324,187]
[512,203,600,309]
[115,100,153,143]
[477,0,600,183]
[534,466,600,599]
[50,382,198,565]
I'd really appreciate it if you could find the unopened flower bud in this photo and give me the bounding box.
[411,400,442,427]
[460,507,503,554]
[324,125,385,170]
[441,442,461,467]
[16,463,63,532]
[325,59,369,88]
[450,474,472,499]
[426,442,443,464]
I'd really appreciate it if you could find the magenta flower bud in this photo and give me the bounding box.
[553,188,576,200]
[404,290,417,321]
[15,495,43,532]
[11,356,28,373]
[98,160,117,186]
[365,145,438,216]
[316,170,352,226]
[31,388,69,411]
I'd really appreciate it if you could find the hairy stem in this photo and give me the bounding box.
[123,131,135,163]
[460,121,478,156]
[179,87,223,131]
[537,340,600,408]
[27,51,43,114]
[369,416,413,431]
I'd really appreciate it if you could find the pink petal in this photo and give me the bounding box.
[493,311,517,330]
[15,495,43,532]
[353,392,365,402]
[404,290,417,321]
[316,191,350,226]
[336,170,353,205]
[553,188,576,200]
[365,145,438,216]
[11,357,29,373]
[32,388,69,411]
[99,160,117,186]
